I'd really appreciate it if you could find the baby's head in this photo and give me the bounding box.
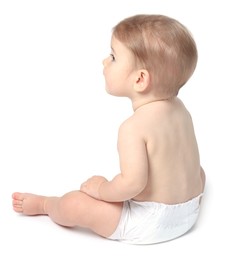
[112,14,198,98]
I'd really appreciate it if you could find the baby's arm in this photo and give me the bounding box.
[81,118,149,202]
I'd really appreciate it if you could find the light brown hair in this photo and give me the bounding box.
[113,14,198,98]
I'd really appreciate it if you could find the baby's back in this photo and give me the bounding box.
[133,97,203,204]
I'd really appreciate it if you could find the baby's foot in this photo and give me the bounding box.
[12,192,47,215]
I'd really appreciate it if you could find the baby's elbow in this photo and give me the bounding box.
[128,178,147,197]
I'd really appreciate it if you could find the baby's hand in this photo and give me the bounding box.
[80,176,108,200]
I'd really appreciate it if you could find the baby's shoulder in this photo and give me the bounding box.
[119,115,138,132]
[118,113,150,141]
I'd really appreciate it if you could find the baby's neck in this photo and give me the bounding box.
[132,96,175,112]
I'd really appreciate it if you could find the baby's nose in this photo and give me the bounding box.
[102,57,108,67]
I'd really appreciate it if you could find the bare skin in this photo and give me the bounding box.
[12,191,123,238]
[12,36,205,240]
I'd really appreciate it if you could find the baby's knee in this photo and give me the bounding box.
[58,191,87,221]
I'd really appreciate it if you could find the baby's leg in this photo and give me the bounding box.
[12,191,123,238]
[200,166,206,192]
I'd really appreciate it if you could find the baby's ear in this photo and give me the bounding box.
[133,69,151,93]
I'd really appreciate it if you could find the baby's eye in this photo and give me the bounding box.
[110,53,115,61]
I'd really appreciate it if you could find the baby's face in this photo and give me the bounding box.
[102,36,137,97]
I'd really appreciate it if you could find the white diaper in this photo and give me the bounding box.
[108,194,203,244]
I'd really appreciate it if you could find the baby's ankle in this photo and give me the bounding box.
[42,197,48,214]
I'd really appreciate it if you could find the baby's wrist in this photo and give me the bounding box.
[98,180,107,201]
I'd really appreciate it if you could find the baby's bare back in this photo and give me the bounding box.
[133,97,203,204]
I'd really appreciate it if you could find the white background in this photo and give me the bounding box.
[0,0,227,259]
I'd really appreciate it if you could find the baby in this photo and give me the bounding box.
[12,14,206,244]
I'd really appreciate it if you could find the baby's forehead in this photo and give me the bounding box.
[110,35,119,47]
[111,36,129,53]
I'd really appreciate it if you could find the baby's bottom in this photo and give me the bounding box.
[12,191,123,238]
[108,194,203,244]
